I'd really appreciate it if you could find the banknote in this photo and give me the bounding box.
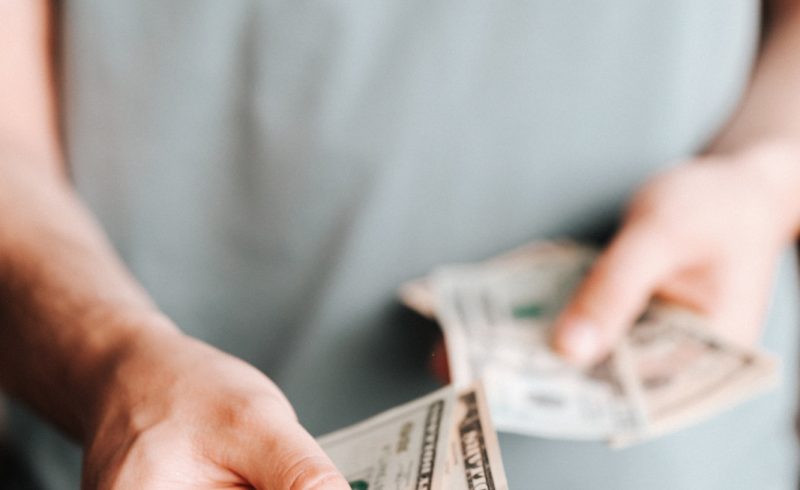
[431,245,644,440]
[398,241,577,321]
[442,384,508,490]
[318,383,508,490]
[611,304,778,446]
[400,240,779,445]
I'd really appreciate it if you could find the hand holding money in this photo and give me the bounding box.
[82,329,351,490]
[400,240,778,446]
[318,382,508,490]
[553,159,797,365]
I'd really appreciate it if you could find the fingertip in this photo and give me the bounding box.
[553,316,603,366]
[233,419,350,490]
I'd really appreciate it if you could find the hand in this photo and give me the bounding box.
[82,329,349,490]
[553,148,800,366]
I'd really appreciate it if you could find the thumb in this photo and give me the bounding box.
[234,415,351,490]
[553,223,675,365]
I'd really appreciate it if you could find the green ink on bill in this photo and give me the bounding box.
[512,303,545,319]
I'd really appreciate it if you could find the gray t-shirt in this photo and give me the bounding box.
[10,1,799,488]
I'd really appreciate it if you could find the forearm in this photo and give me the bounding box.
[0,156,178,441]
[0,1,180,442]
[707,2,800,235]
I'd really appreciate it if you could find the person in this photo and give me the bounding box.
[1,0,799,488]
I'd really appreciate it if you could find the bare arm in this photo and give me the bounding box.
[0,0,174,438]
[715,0,800,151]
[555,1,800,363]
[0,3,347,488]
[708,0,800,227]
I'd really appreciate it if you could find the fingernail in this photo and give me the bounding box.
[558,319,600,365]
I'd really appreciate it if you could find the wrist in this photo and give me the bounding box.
[76,311,183,442]
[709,139,800,242]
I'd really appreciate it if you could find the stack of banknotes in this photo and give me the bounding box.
[399,241,779,447]
[318,382,508,490]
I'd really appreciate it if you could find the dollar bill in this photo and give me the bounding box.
[442,384,508,490]
[611,304,778,446]
[318,383,508,490]
[398,241,577,321]
[431,245,644,440]
[400,240,779,446]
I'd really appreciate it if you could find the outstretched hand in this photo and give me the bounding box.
[82,330,349,490]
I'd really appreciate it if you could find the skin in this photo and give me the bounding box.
[0,2,348,489]
[1,0,799,489]
[553,2,800,364]
[430,3,800,378]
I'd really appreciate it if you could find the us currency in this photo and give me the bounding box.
[317,383,508,490]
[442,385,508,490]
[400,241,778,446]
[613,304,777,446]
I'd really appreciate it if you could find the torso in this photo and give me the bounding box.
[12,1,798,488]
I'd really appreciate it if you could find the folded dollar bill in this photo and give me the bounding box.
[400,241,778,447]
[318,382,508,490]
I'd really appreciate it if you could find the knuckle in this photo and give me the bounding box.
[218,396,264,427]
[216,392,292,429]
